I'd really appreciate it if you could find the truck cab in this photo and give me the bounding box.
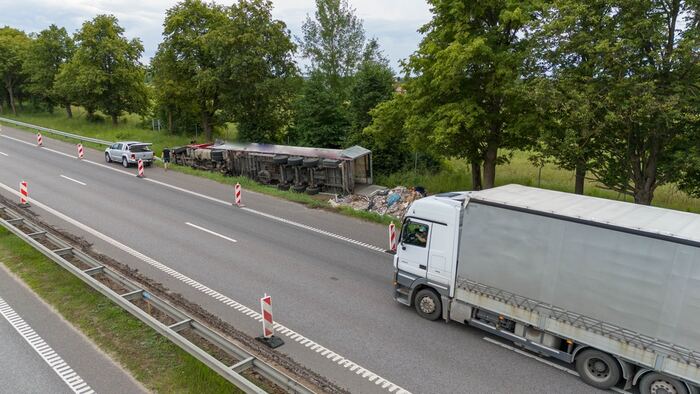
[393,192,465,319]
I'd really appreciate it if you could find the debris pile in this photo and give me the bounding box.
[329,186,426,218]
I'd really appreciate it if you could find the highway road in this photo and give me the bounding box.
[0,125,605,393]
[0,258,146,393]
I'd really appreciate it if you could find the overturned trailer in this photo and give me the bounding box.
[170,142,373,195]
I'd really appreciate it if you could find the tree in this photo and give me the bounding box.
[55,15,149,124]
[154,0,228,140]
[23,25,75,117]
[214,0,299,143]
[394,0,541,189]
[589,0,700,205]
[0,27,30,115]
[293,71,349,148]
[528,0,615,194]
[299,0,365,92]
[348,44,394,139]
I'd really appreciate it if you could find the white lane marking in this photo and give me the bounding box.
[0,297,93,393]
[0,133,387,254]
[185,222,237,243]
[0,151,8,156]
[482,337,630,394]
[0,182,410,394]
[60,175,87,186]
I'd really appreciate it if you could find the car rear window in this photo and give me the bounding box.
[130,145,151,152]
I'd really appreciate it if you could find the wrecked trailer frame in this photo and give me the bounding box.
[171,142,373,195]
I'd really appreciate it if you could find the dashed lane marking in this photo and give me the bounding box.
[0,151,8,156]
[0,134,388,254]
[185,222,238,243]
[0,297,94,394]
[60,175,87,186]
[482,337,630,394]
[0,182,411,394]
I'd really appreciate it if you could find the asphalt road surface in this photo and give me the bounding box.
[0,125,607,393]
[0,260,146,393]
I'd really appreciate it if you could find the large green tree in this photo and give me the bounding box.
[375,0,541,189]
[589,0,700,205]
[55,15,148,124]
[0,27,30,115]
[214,0,299,143]
[299,0,365,92]
[155,0,227,140]
[23,25,75,117]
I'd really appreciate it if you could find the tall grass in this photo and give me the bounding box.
[378,151,700,214]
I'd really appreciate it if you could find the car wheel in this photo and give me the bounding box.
[414,289,441,321]
[122,157,129,168]
[105,153,111,163]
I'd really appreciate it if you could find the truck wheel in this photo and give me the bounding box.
[575,349,621,390]
[414,289,441,321]
[639,372,688,394]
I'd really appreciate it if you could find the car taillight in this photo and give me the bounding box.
[131,154,136,160]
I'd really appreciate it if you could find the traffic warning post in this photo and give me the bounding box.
[234,182,243,207]
[77,143,84,159]
[137,159,144,178]
[256,294,284,348]
[387,222,397,254]
[37,132,43,146]
[19,181,29,207]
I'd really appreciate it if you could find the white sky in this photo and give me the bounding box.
[0,0,432,72]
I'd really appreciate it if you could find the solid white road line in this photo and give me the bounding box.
[0,133,388,254]
[0,297,94,394]
[60,175,87,186]
[0,181,410,394]
[0,151,8,156]
[185,222,237,243]
[482,337,631,394]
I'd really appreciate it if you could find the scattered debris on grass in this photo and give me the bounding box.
[329,186,426,219]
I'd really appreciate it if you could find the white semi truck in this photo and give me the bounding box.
[393,184,700,393]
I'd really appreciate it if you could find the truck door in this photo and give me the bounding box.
[398,218,431,278]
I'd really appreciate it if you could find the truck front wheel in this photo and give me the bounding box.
[414,289,441,321]
[575,349,621,390]
[639,372,688,394]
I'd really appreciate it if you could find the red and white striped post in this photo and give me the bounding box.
[37,132,43,146]
[19,181,29,207]
[388,221,397,253]
[234,182,242,207]
[77,143,84,160]
[137,159,144,178]
[256,294,284,348]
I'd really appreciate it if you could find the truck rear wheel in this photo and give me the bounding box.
[414,289,441,321]
[639,372,688,394]
[575,349,621,390]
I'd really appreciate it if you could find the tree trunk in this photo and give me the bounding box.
[574,165,586,195]
[470,161,482,191]
[168,110,173,133]
[482,145,498,189]
[7,83,17,116]
[64,103,72,118]
[111,114,118,125]
[633,188,654,205]
[201,112,213,141]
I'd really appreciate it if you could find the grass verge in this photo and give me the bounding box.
[0,226,241,393]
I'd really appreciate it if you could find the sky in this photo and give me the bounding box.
[0,0,433,72]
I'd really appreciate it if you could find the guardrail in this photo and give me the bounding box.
[0,116,112,146]
[0,201,315,394]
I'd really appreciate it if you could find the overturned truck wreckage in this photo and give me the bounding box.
[169,142,373,194]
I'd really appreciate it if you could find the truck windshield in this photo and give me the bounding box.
[130,145,151,152]
[402,220,429,248]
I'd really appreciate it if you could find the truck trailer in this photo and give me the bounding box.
[393,184,700,393]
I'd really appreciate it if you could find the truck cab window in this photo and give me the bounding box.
[402,220,429,248]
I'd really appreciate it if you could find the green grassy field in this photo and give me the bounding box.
[0,226,241,393]
[3,108,700,215]
[377,152,700,214]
